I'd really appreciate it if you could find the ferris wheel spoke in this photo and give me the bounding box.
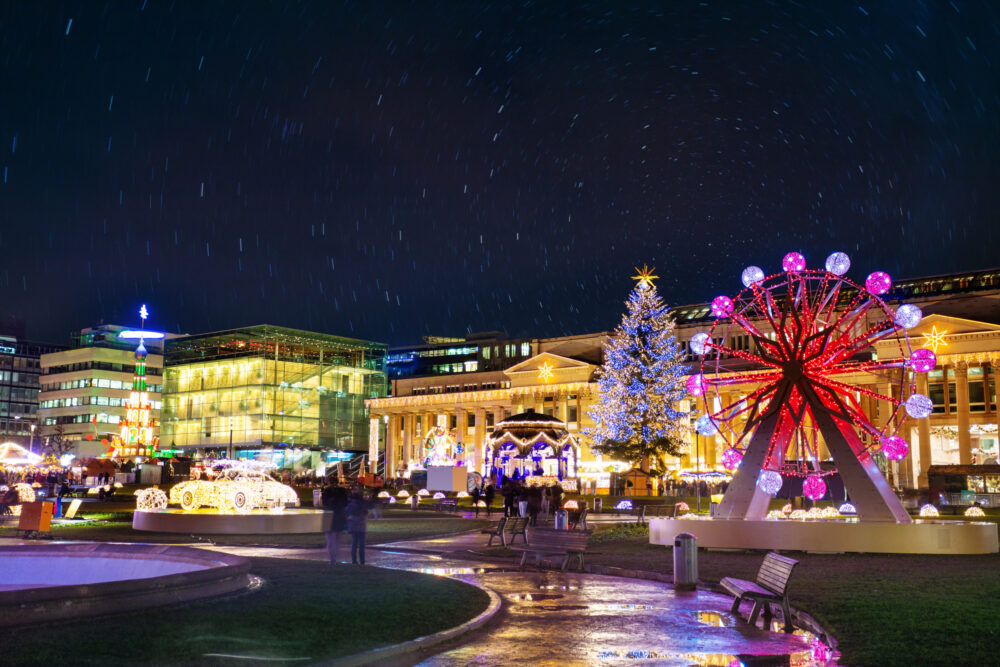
[812,375,900,407]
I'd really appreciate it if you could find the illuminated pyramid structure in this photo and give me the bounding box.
[113,305,166,458]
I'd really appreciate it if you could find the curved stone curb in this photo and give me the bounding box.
[326,578,502,666]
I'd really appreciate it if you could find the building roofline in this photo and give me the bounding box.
[166,324,387,350]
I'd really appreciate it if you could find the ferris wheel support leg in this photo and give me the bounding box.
[715,408,785,521]
[800,384,912,524]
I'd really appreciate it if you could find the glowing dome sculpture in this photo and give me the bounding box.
[965,506,986,518]
[919,504,940,518]
[616,499,633,511]
[690,252,932,523]
[838,502,857,515]
[135,487,168,511]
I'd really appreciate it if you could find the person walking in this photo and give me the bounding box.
[471,485,482,517]
[322,483,348,565]
[484,483,495,518]
[346,488,369,565]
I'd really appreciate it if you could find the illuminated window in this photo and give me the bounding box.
[521,342,530,356]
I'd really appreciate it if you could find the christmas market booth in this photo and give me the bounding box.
[485,411,579,490]
[620,468,659,496]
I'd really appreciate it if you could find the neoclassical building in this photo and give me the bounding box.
[367,268,1000,491]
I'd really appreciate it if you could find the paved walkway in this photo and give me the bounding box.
[211,531,831,666]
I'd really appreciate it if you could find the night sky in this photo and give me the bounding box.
[2,2,998,346]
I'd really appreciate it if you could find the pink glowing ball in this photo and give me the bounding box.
[710,295,734,318]
[802,475,827,501]
[910,347,936,373]
[782,252,806,272]
[686,373,706,397]
[881,435,909,461]
[721,447,743,470]
[865,271,892,295]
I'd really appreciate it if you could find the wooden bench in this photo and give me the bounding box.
[634,504,674,524]
[720,552,799,633]
[505,516,529,545]
[568,506,589,530]
[512,528,589,571]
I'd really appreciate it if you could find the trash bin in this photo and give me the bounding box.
[709,501,718,518]
[593,497,602,513]
[410,495,419,510]
[673,532,698,591]
[554,509,568,530]
[312,489,323,508]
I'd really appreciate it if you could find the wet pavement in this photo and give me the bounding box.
[209,534,835,666]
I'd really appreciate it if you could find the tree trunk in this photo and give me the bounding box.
[640,455,650,473]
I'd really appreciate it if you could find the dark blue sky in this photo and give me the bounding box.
[2,1,998,345]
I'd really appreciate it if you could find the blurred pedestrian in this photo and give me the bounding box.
[322,483,348,565]
[471,485,482,517]
[484,483,495,517]
[346,487,369,565]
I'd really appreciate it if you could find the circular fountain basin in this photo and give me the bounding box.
[133,508,331,534]
[0,543,252,627]
[649,517,999,554]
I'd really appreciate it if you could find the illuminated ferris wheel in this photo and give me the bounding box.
[687,251,935,522]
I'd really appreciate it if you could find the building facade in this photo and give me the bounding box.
[1,335,67,449]
[160,325,387,470]
[38,325,165,458]
[368,268,1000,491]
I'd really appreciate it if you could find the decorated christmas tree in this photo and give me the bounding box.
[587,266,689,470]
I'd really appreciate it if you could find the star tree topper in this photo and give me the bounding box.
[632,265,658,289]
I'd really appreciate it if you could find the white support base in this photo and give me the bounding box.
[133,508,331,534]
[649,517,999,555]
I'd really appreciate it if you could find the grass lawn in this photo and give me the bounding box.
[0,509,491,547]
[0,556,491,666]
[480,522,1000,667]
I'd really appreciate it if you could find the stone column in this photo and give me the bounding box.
[557,390,569,424]
[955,363,972,464]
[473,408,486,473]
[400,413,412,472]
[456,408,468,454]
[915,374,932,487]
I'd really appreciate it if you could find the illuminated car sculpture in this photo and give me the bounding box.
[169,467,300,513]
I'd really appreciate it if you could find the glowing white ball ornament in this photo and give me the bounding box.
[880,435,909,461]
[757,470,783,495]
[686,374,706,397]
[824,252,851,276]
[865,271,892,295]
[695,415,719,436]
[894,304,923,329]
[689,332,711,356]
[741,265,765,287]
[782,252,806,272]
[910,347,936,373]
[905,393,934,419]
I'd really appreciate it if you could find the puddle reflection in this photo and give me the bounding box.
[693,610,735,627]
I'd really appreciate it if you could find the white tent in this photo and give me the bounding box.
[0,442,43,466]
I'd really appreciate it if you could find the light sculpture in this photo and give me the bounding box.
[864,271,892,295]
[720,447,743,471]
[169,465,299,513]
[432,492,446,499]
[695,415,719,436]
[909,348,936,373]
[397,489,410,498]
[710,295,734,318]
[689,251,931,522]
[377,491,390,498]
[802,475,827,501]
[563,500,579,509]
[456,491,469,498]
[820,506,840,519]
[114,305,165,458]
[919,504,940,518]
[741,266,765,287]
[757,470,783,496]
[965,506,985,517]
[615,499,633,511]
[894,304,923,330]
[880,435,909,461]
[824,252,851,276]
[417,488,430,496]
[686,374,706,397]
[838,502,857,515]
[135,487,168,510]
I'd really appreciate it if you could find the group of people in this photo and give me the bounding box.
[320,482,375,565]
[470,480,565,526]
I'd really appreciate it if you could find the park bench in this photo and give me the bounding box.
[512,527,590,571]
[569,506,589,530]
[720,552,799,633]
[433,498,458,512]
[633,504,675,524]
[481,516,529,546]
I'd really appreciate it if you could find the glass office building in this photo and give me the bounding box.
[161,326,387,458]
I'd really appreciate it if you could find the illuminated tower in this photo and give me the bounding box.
[114,305,164,458]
